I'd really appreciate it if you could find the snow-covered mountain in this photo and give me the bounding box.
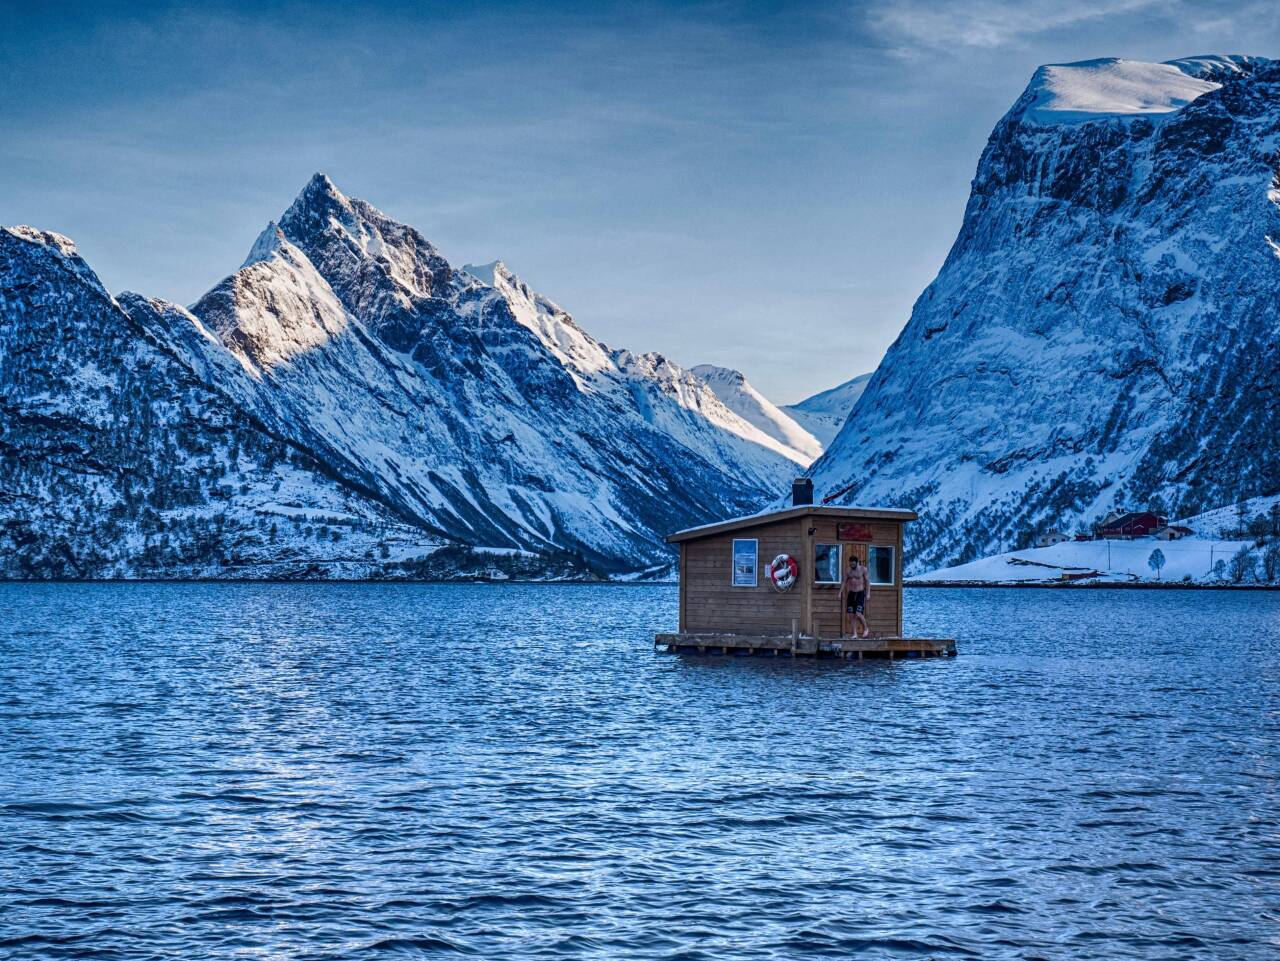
[781,373,872,448]
[0,175,803,578]
[807,55,1280,572]
[0,226,463,579]
[691,364,821,462]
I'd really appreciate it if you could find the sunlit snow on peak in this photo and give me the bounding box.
[692,363,823,462]
[460,261,502,288]
[1022,57,1225,125]
[242,222,287,268]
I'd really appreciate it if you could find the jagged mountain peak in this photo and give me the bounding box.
[284,171,352,223]
[691,363,745,385]
[1,177,811,579]
[4,224,79,257]
[460,260,507,287]
[304,170,342,197]
[462,260,562,309]
[462,259,569,318]
[275,174,452,321]
[242,221,287,268]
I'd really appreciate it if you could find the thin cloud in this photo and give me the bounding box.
[867,0,1160,52]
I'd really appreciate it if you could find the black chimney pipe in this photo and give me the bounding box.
[791,477,814,506]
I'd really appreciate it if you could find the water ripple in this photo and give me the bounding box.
[0,582,1277,960]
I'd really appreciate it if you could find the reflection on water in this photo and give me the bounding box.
[0,583,1277,959]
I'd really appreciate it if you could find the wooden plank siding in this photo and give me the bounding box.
[678,509,905,638]
[804,516,902,638]
[682,518,805,634]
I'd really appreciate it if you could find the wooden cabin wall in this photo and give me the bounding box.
[681,518,806,634]
[804,515,903,638]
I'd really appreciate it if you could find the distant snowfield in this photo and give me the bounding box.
[691,364,822,463]
[780,372,871,448]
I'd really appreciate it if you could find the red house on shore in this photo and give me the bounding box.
[1095,511,1167,539]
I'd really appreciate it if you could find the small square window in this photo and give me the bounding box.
[814,543,841,583]
[868,545,895,585]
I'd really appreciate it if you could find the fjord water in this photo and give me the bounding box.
[1,585,1276,960]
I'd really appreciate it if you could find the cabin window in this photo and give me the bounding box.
[868,545,895,585]
[731,539,758,587]
[814,543,841,583]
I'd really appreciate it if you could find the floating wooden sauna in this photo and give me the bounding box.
[656,493,955,659]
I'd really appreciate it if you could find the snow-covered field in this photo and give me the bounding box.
[913,536,1269,586]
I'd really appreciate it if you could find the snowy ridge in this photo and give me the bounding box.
[456,259,808,468]
[691,364,822,463]
[1021,58,1221,124]
[460,261,612,379]
[612,351,808,467]
[215,231,354,371]
[3,226,110,299]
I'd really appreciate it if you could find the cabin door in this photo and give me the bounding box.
[842,543,869,637]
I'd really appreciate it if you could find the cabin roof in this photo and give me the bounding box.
[666,505,917,543]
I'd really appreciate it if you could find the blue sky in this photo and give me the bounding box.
[3,0,1277,402]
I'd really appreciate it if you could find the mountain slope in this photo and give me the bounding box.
[781,373,871,448]
[691,364,821,462]
[807,55,1280,572]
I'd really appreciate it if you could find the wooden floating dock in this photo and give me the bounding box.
[654,633,956,660]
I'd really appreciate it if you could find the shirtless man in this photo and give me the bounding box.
[844,555,870,639]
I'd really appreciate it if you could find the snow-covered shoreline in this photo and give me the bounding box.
[908,580,1279,591]
[910,535,1277,588]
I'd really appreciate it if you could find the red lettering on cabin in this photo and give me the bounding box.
[837,522,873,542]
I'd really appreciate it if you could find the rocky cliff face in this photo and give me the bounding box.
[0,177,809,579]
[808,56,1280,571]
